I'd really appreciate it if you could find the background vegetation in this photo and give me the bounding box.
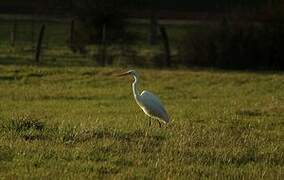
[0,0,272,13]
[180,19,284,70]
[0,0,283,70]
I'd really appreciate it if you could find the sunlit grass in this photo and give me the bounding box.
[0,64,283,179]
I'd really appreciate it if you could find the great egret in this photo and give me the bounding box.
[118,70,170,127]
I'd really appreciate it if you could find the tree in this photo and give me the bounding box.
[71,0,128,44]
[70,0,133,65]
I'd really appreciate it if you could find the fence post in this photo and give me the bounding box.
[31,16,35,48]
[10,19,17,47]
[35,24,45,63]
[160,25,171,67]
[101,23,107,66]
[149,14,158,45]
[69,19,75,50]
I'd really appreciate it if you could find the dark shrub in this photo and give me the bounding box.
[180,18,284,70]
[71,0,134,45]
[70,0,137,66]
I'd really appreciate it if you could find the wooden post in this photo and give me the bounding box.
[69,19,74,49]
[31,16,35,48]
[160,25,171,67]
[10,19,17,47]
[149,14,158,45]
[35,24,45,63]
[101,23,107,66]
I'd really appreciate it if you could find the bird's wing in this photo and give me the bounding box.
[140,90,163,105]
[140,90,170,123]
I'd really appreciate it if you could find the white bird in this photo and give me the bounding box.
[118,70,170,127]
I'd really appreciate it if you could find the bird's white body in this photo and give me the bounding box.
[138,90,170,123]
[120,70,170,124]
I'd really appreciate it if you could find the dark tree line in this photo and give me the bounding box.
[1,0,283,69]
[126,0,269,11]
[0,0,275,14]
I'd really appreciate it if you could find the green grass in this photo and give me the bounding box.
[0,16,283,179]
[0,64,283,179]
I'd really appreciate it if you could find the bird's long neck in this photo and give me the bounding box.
[132,75,141,102]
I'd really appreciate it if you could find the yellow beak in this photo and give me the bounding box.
[117,72,130,77]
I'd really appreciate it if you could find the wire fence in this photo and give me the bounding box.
[0,16,96,66]
[0,16,157,67]
[0,15,177,67]
[0,17,70,48]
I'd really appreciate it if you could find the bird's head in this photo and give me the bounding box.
[117,70,139,78]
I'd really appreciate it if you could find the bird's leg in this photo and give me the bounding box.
[148,118,152,127]
[158,121,162,128]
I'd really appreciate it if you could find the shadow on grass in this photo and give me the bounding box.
[13,95,110,102]
[1,116,49,141]
[0,72,46,82]
[0,75,18,81]
[0,116,168,175]
[62,127,166,147]
[0,56,36,66]
[0,145,15,162]
[0,55,96,68]
[236,109,266,117]
[32,95,101,101]
[0,53,284,76]
[0,115,166,145]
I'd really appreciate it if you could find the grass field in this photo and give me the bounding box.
[0,64,283,179]
[0,16,283,179]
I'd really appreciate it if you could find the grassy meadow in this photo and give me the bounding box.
[0,17,283,179]
[0,65,283,179]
